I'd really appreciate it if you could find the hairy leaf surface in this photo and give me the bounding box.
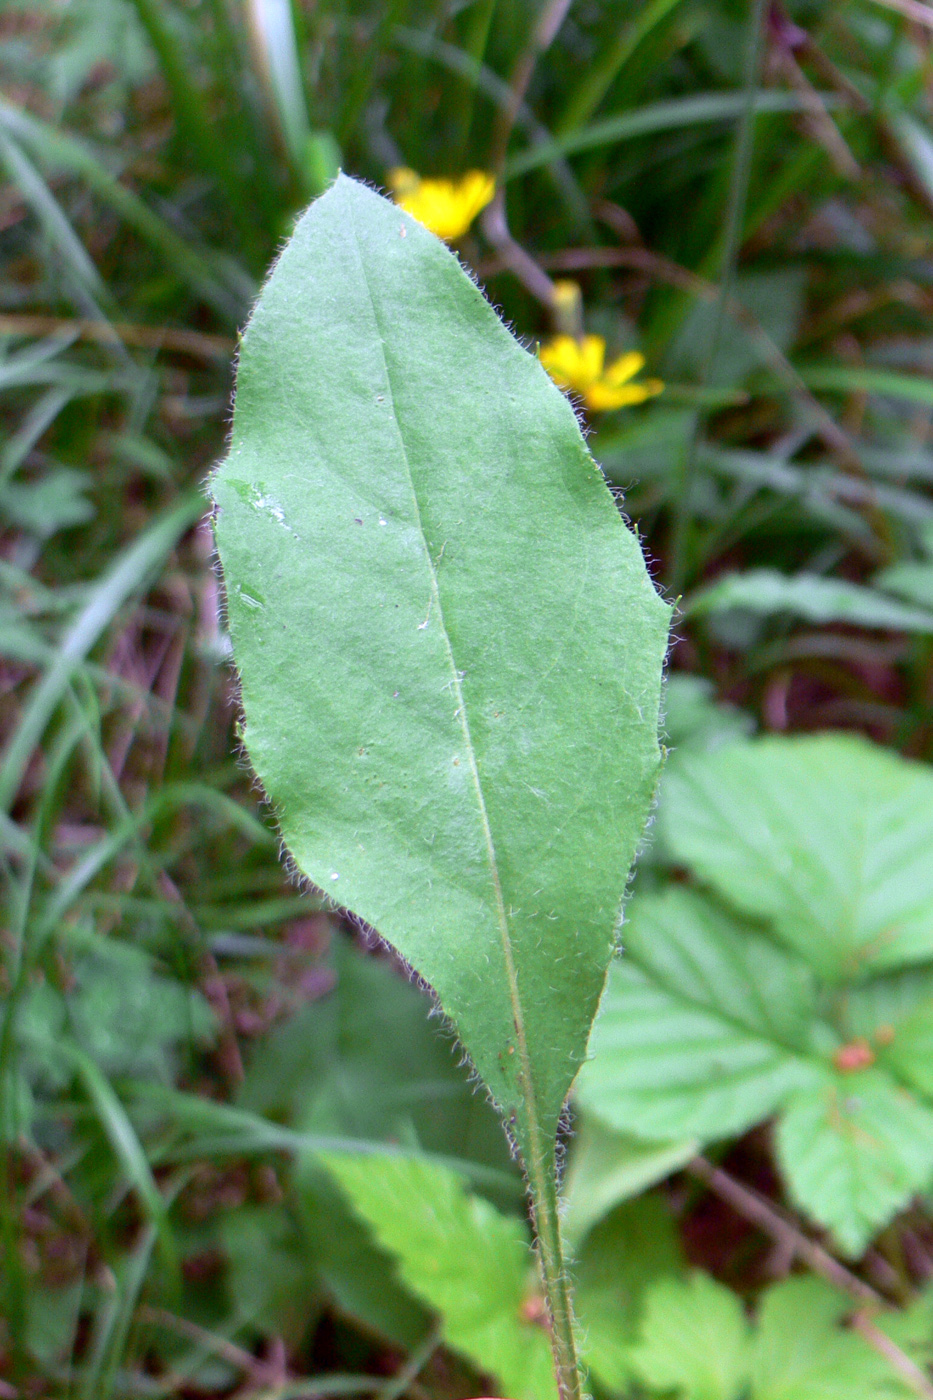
[211,175,670,1153]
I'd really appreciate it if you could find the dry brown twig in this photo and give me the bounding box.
[481,0,576,317]
[688,1156,933,1400]
[0,312,233,361]
[480,234,862,468]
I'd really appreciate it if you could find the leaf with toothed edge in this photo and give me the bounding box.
[210,173,670,1168]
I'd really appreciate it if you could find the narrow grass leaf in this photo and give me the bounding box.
[58,1043,174,1274]
[246,0,312,172]
[686,569,933,633]
[795,363,933,407]
[0,130,109,317]
[505,91,836,179]
[0,491,203,814]
[0,99,247,320]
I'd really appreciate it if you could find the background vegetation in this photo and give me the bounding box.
[3,0,933,1396]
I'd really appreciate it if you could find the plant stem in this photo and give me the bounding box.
[523,1129,584,1400]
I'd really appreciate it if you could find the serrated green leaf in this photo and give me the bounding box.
[320,1151,557,1400]
[295,1162,432,1349]
[660,735,933,981]
[576,887,821,1141]
[776,1072,933,1257]
[629,1272,751,1400]
[751,1276,895,1400]
[843,968,933,1100]
[627,1273,924,1400]
[211,175,669,1167]
[572,1195,683,1393]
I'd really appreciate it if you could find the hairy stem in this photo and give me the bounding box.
[524,1129,584,1400]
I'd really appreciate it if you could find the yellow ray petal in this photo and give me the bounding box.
[602,350,646,387]
[539,334,606,394]
[388,168,495,240]
[585,378,664,412]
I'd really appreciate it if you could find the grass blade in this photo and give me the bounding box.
[0,491,204,814]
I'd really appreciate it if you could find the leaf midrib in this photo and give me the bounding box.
[342,186,538,1126]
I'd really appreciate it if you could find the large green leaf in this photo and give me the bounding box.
[575,887,821,1141]
[660,735,933,981]
[321,1152,558,1400]
[210,175,670,1163]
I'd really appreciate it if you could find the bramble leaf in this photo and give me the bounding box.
[629,1271,751,1400]
[660,735,933,981]
[751,1277,902,1400]
[776,1073,933,1258]
[576,886,933,1255]
[629,1273,913,1400]
[321,1152,558,1400]
[576,887,821,1140]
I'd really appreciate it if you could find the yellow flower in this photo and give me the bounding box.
[539,334,664,411]
[387,167,495,241]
